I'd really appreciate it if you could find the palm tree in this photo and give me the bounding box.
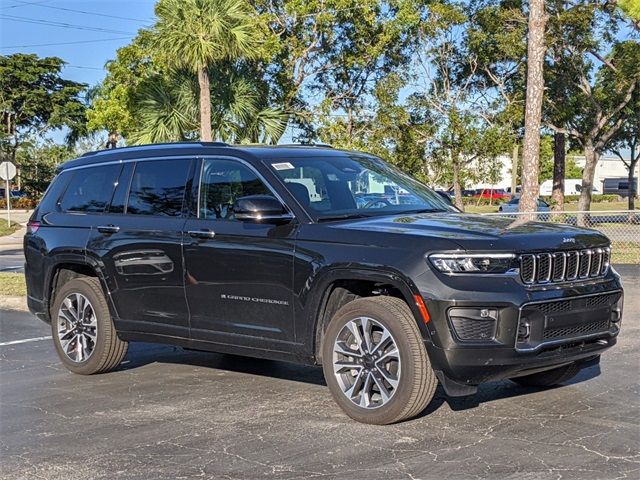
[153,0,259,141]
[128,70,287,145]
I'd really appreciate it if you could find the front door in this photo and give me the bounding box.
[183,157,297,344]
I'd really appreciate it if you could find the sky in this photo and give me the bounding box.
[1,0,155,88]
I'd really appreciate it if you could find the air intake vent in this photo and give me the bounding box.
[520,247,610,285]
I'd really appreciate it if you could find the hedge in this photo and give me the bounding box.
[542,194,620,204]
[0,198,38,209]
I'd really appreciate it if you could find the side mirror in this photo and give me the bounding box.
[233,195,293,223]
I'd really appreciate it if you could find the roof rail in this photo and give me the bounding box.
[276,142,334,148]
[80,141,230,157]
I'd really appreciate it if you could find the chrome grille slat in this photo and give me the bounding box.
[520,247,610,285]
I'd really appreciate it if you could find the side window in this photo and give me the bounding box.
[127,159,191,216]
[59,165,122,213]
[199,158,272,220]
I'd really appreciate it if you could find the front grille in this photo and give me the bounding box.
[543,319,610,340]
[520,247,610,285]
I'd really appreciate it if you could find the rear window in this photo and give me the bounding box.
[126,159,191,216]
[59,165,122,213]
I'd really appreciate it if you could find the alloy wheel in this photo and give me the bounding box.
[332,316,401,409]
[56,293,98,363]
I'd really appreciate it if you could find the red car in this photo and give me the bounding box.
[472,188,511,200]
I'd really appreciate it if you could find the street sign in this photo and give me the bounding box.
[0,161,17,228]
[0,161,17,181]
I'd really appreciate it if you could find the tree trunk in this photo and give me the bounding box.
[577,142,598,226]
[198,66,212,142]
[552,132,565,212]
[452,156,464,211]
[518,0,547,220]
[628,143,637,211]
[511,143,519,196]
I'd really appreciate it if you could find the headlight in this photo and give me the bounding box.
[429,253,515,274]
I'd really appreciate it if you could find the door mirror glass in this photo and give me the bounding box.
[233,195,292,223]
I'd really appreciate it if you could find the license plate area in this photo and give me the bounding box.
[516,292,621,352]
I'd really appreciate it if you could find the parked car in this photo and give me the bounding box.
[472,188,511,200]
[0,189,26,199]
[499,197,551,214]
[24,142,623,425]
[539,179,600,196]
[602,177,637,197]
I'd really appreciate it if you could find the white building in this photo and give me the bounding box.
[465,154,638,193]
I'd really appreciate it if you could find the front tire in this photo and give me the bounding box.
[51,277,128,375]
[510,362,581,388]
[322,296,437,424]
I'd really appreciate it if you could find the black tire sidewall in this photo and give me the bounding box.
[322,298,427,424]
[50,277,115,375]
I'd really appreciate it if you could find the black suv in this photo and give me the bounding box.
[24,143,624,424]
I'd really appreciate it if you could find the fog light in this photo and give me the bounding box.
[518,320,531,342]
[611,307,622,323]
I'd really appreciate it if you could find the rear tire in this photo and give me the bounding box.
[51,277,128,375]
[322,296,437,424]
[510,362,581,388]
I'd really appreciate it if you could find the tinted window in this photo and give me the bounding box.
[127,159,190,216]
[37,171,73,214]
[60,165,121,213]
[199,158,272,220]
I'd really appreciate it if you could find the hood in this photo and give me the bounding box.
[331,212,610,252]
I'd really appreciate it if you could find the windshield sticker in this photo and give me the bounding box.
[272,162,294,170]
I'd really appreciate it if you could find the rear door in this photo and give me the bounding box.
[182,156,297,345]
[85,157,194,337]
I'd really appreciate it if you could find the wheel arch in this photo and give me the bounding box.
[309,267,432,365]
[44,255,116,322]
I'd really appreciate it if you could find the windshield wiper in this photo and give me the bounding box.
[316,213,371,223]
[402,208,447,214]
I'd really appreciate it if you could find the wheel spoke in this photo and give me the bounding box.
[63,297,78,321]
[344,368,366,399]
[360,317,374,354]
[345,321,365,355]
[371,371,392,402]
[371,329,392,355]
[376,364,399,389]
[333,359,363,374]
[358,372,374,407]
[376,347,399,364]
[334,340,363,358]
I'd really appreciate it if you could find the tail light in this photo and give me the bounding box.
[26,220,40,234]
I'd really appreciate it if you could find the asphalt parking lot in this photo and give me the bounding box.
[1,265,639,480]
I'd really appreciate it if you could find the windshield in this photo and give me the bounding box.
[266,154,455,220]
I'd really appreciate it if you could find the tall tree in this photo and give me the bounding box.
[0,54,86,163]
[609,88,639,210]
[519,0,548,217]
[153,0,261,141]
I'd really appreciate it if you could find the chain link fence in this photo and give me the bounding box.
[479,210,640,264]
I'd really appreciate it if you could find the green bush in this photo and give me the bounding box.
[461,196,509,206]
[541,194,620,204]
[0,197,37,209]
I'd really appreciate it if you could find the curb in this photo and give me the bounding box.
[0,295,28,312]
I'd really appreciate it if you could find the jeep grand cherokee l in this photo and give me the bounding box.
[24,142,624,424]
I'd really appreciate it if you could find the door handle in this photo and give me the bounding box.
[188,229,216,239]
[97,225,120,234]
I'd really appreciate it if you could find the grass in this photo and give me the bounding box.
[0,272,26,296]
[466,201,636,214]
[611,242,640,264]
[0,221,20,237]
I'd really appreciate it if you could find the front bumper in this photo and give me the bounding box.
[419,271,623,393]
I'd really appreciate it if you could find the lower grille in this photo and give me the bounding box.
[543,319,610,340]
[450,317,496,341]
